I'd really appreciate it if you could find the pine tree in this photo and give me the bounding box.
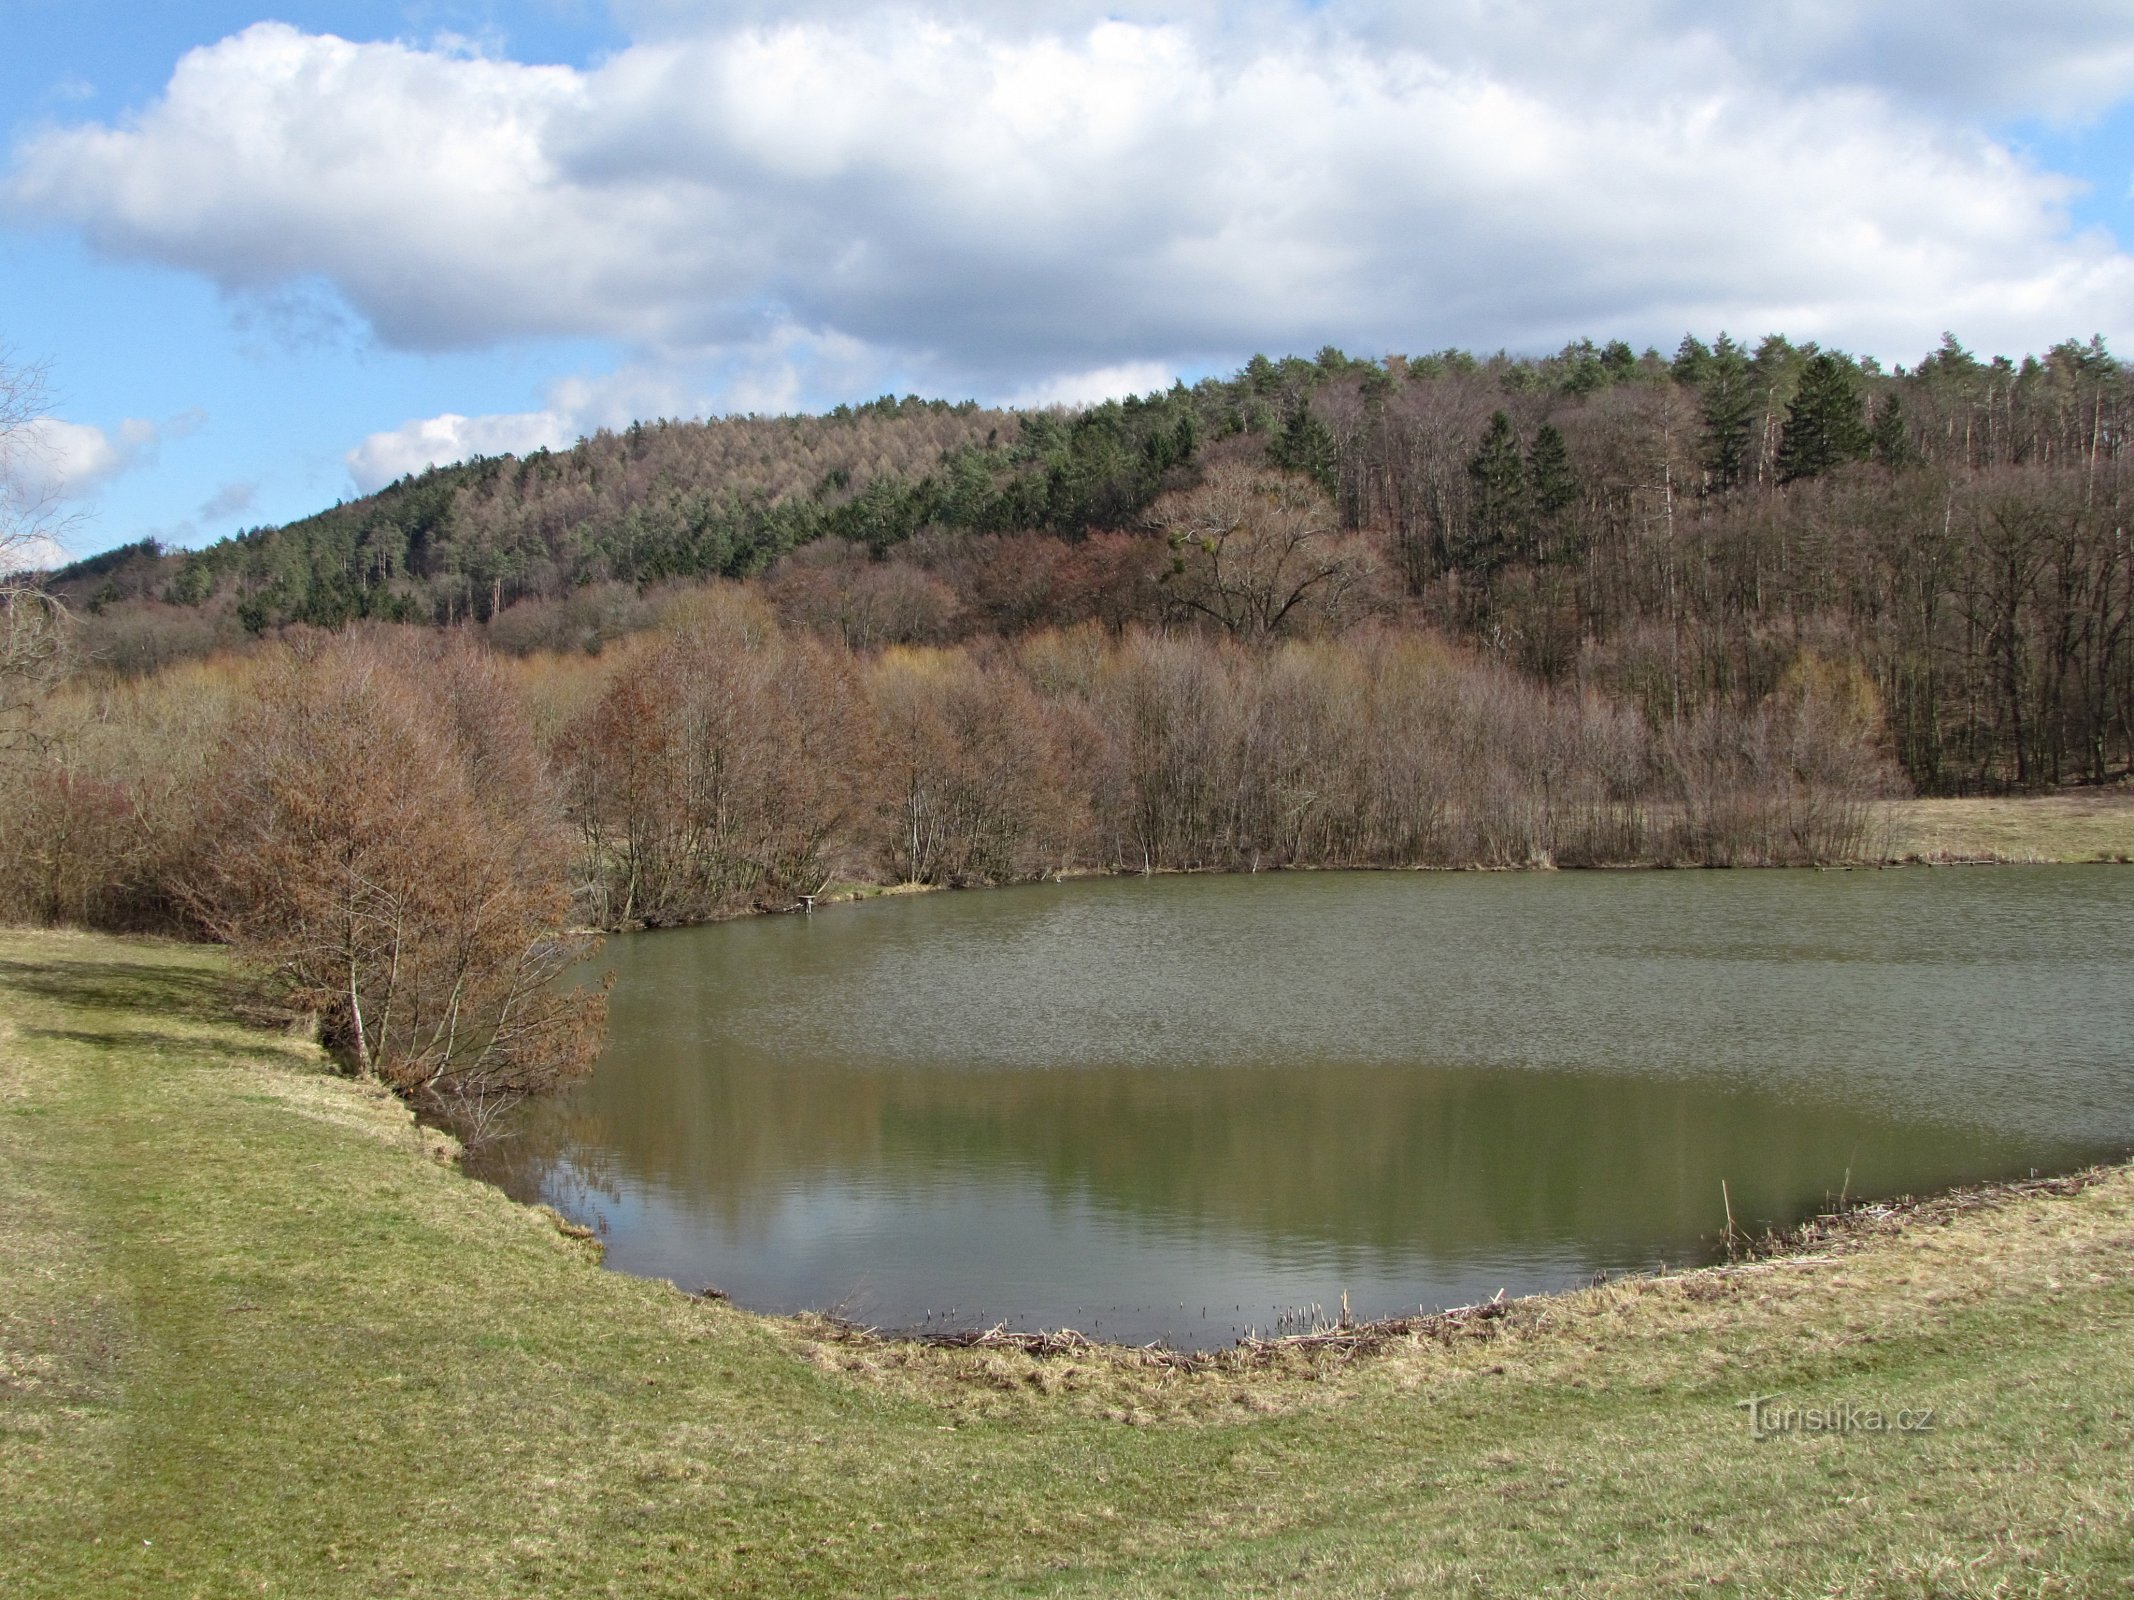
[1776,353,1870,483]
[1462,411,1526,576]
[1698,334,1758,491]
[1869,393,1914,468]
[1671,335,1713,386]
[1268,398,1339,496]
[1525,423,1578,561]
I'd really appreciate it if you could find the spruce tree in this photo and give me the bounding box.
[1269,400,1338,497]
[1463,411,1526,576]
[1698,334,1758,491]
[1525,423,1578,560]
[1869,393,1914,468]
[1776,353,1870,483]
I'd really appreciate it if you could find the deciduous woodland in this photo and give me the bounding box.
[52,333,2134,795]
[5,332,2129,1113]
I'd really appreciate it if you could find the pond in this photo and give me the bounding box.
[473,868,2134,1349]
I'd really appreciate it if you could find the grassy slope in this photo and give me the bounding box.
[2,929,2131,1598]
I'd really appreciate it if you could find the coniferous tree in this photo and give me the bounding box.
[1698,334,1759,491]
[1869,393,1914,468]
[1776,353,1870,483]
[1525,423,1579,560]
[1462,411,1526,577]
[1671,335,1713,386]
[1268,398,1339,497]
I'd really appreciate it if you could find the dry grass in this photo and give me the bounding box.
[3,926,2132,1597]
[1888,786,2134,863]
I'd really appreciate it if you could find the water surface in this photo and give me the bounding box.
[476,868,2134,1347]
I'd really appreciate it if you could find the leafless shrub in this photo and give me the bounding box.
[182,635,606,1114]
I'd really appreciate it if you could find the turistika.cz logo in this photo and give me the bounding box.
[1736,1394,1937,1440]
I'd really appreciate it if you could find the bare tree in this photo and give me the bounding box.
[1,351,71,751]
[1149,463,1385,640]
[185,636,607,1124]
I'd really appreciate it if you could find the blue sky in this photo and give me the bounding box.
[6,1,2133,562]
[3,2,630,556]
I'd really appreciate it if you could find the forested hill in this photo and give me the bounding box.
[59,335,2121,636]
[54,388,1202,629]
[52,333,2134,794]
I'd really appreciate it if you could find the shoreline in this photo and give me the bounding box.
[737,1159,2134,1372]
[591,814,2134,936]
[9,925,2134,1594]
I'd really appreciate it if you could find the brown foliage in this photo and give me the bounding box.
[871,647,1086,884]
[1662,652,1902,865]
[915,530,1170,636]
[764,539,963,650]
[184,636,605,1117]
[0,658,242,929]
[485,581,655,656]
[558,585,877,923]
[7,566,1906,972]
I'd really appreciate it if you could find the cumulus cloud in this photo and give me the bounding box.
[626,0,2134,123]
[347,331,891,489]
[10,2,2134,485]
[346,359,718,490]
[348,406,576,492]
[5,416,165,508]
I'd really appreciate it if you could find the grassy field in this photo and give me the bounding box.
[3,928,2132,1597]
[1887,787,2134,863]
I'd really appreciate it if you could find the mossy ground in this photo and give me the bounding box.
[3,927,2131,1597]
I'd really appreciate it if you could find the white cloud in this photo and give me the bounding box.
[9,4,2133,440]
[346,330,896,487]
[620,0,2134,122]
[1,531,71,572]
[346,357,722,489]
[1007,361,1178,409]
[4,415,165,508]
[197,480,259,522]
[347,406,576,491]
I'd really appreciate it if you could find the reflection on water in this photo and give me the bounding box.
[474,868,2134,1347]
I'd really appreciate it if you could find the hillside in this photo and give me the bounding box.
[47,333,2134,795]
[52,389,1200,630]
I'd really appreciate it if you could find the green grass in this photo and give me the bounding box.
[3,928,2132,1597]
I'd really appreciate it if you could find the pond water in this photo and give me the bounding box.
[473,868,2134,1349]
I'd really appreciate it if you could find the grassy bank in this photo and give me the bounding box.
[1888,787,2134,864]
[4,928,2132,1597]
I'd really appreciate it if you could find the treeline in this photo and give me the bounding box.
[1291,336,2133,794]
[49,332,2134,795]
[60,391,1199,634]
[3,575,1894,938]
[554,588,1891,929]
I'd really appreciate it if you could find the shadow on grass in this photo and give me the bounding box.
[0,955,253,1030]
[21,1026,313,1066]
